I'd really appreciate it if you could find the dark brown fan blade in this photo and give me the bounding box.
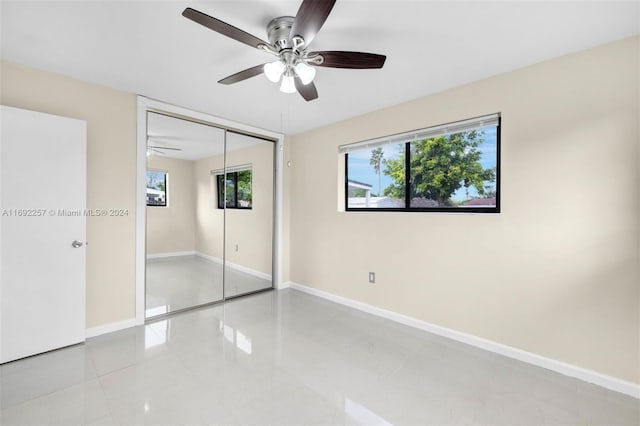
[218,64,266,85]
[309,51,386,69]
[182,8,268,49]
[295,77,318,101]
[290,0,336,46]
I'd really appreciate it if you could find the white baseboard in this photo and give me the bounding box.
[194,252,223,265]
[195,252,272,281]
[146,251,196,259]
[276,281,292,290]
[85,318,137,339]
[288,282,640,399]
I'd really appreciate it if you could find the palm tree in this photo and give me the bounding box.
[369,147,384,196]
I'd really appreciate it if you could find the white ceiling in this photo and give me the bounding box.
[1,1,638,135]
[147,112,269,160]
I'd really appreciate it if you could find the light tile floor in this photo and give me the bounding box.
[1,289,638,425]
[145,255,271,317]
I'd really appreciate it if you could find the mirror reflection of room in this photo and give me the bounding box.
[221,132,274,298]
[145,113,274,318]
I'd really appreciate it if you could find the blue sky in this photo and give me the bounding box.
[347,126,497,201]
[146,170,166,191]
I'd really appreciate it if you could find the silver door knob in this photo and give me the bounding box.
[71,240,84,248]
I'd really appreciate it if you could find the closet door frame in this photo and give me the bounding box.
[134,96,284,325]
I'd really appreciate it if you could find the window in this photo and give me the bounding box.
[146,170,167,207]
[342,114,500,213]
[215,165,252,209]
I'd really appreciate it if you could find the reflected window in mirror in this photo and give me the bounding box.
[146,170,167,207]
[215,165,252,209]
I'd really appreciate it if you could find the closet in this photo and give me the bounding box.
[144,112,274,318]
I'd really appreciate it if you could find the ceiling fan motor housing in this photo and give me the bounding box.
[267,16,295,50]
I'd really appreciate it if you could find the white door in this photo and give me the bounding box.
[0,105,87,363]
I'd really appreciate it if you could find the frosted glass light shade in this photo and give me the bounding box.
[294,62,316,85]
[280,74,296,93]
[264,61,285,83]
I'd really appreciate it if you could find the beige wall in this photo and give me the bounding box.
[1,61,137,328]
[146,156,196,255]
[195,141,274,275]
[637,39,640,372]
[288,37,640,384]
[282,135,293,284]
[194,151,224,261]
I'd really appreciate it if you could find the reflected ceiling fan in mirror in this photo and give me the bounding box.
[182,0,386,101]
[146,145,182,156]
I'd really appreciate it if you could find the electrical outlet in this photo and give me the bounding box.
[368,272,375,284]
[235,244,239,252]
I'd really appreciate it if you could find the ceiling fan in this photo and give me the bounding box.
[146,145,183,156]
[182,0,386,101]
[147,136,182,156]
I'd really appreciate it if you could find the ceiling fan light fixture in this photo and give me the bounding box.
[264,60,285,83]
[182,2,386,102]
[280,73,296,93]
[294,62,316,85]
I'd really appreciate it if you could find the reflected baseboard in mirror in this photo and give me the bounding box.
[145,253,271,318]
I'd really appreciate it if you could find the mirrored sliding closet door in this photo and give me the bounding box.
[144,113,275,319]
